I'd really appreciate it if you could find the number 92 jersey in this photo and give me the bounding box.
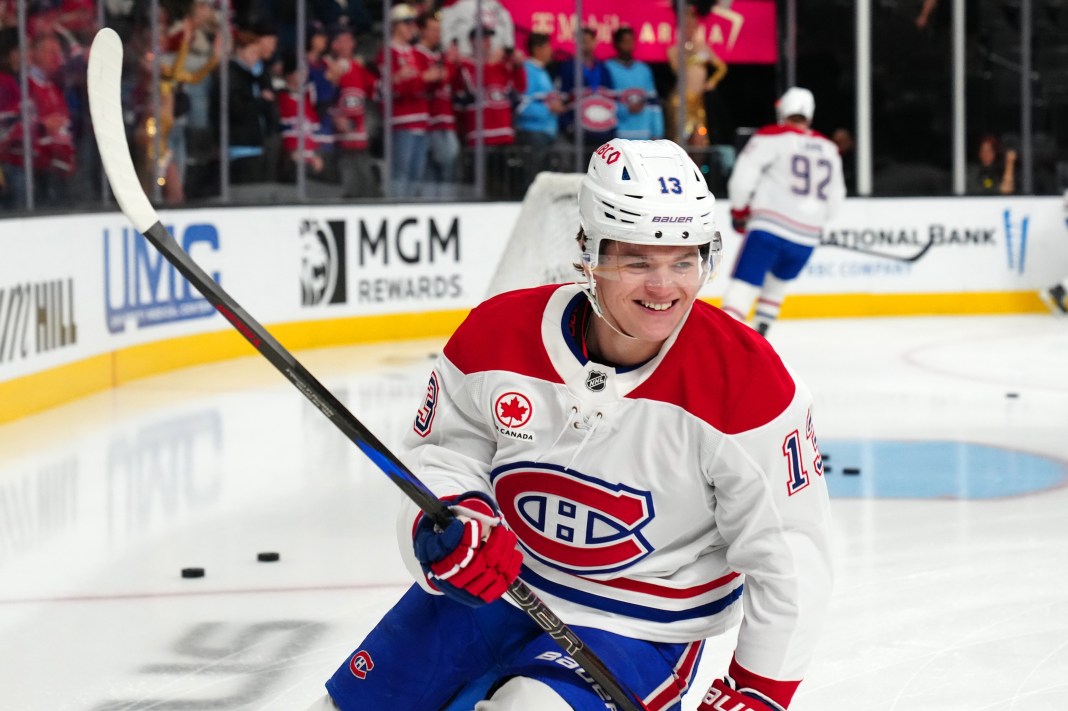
[397,283,833,692]
[728,124,846,245]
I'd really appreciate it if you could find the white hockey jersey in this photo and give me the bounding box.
[397,284,833,708]
[728,124,846,245]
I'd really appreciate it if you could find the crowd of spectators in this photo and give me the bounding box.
[2,0,1063,212]
[0,0,703,209]
[226,2,679,201]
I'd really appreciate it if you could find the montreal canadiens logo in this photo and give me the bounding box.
[491,462,654,575]
[495,391,533,428]
[349,650,374,679]
[580,95,618,133]
[620,87,646,110]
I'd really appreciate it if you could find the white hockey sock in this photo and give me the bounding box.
[753,274,788,333]
[720,279,761,322]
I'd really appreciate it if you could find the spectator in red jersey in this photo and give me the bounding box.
[377,3,429,198]
[276,53,331,183]
[416,11,461,198]
[327,26,378,198]
[0,29,25,209]
[453,24,525,196]
[28,32,75,207]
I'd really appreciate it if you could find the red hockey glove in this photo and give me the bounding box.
[731,207,751,234]
[412,491,523,607]
[698,678,778,711]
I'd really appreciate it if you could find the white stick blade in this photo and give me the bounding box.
[87,27,160,234]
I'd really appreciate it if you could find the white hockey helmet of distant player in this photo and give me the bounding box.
[776,86,815,123]
[578,138,721,266]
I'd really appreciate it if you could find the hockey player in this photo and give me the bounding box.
[308,139,832,711]
[721,87,846,336]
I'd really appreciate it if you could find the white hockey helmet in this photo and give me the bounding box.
[776,87,815,123]
[577,139,722,319]
[578,139,720,267]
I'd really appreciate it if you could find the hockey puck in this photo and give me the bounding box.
[843,467,861,476]
[181,567,205,579]
[1006,392,1019,399]
[821,453,831,462]
[257,552,280,562]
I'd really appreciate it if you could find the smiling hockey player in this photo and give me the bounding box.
[308,139,833,711]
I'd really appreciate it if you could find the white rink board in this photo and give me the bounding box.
[702,195,1068,297]
[1,196,1066,386]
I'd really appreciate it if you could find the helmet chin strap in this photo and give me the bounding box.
[576,274,640,343]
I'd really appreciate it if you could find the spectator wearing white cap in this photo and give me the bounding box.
[377,3,429,197]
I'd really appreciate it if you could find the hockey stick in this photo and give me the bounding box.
[87,28,644,711]
[822,236,935,263]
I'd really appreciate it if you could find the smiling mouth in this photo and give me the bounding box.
[639,300,677,312]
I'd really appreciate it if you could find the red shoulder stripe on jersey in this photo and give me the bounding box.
[729,656,800,710]
[443,285,565,382]
[754,124,807,137]
[753,123,831,142]
[625,303,795,434]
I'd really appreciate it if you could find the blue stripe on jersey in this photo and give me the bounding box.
[521,566,744,623]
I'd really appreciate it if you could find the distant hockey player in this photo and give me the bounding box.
[308,139,833,711]
[721,87,846,336]
[1039,188,1068,314]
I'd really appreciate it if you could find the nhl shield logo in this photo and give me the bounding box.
[585,370,607,392]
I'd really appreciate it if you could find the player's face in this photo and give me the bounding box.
[590,241,706,361]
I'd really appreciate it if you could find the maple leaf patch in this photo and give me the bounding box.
[494,391,533,429]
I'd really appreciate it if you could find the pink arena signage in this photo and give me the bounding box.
[500,0,778,64]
